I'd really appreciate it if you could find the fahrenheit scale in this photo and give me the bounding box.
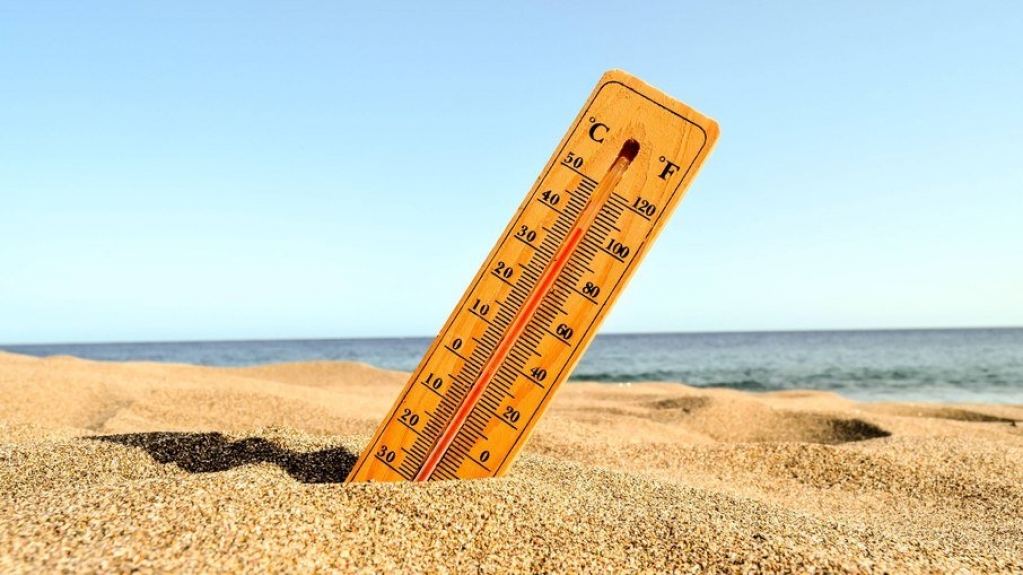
[348,70,719,482]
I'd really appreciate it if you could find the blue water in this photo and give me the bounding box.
[4,329,1021,404]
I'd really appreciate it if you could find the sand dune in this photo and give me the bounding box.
[1,351,1021,573]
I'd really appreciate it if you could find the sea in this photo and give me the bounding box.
[3,328,1021,404]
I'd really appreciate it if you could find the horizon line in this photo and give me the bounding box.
[2,324,1021,348]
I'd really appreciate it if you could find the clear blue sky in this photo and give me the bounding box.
[2,2,1021,344]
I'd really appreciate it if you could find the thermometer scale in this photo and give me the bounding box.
[348,70,719,482]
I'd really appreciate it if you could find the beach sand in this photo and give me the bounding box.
[1,351,1021,573]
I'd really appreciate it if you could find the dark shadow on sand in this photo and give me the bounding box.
[91,432,357,483]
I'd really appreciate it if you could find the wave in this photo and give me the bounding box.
[570,371,778,391]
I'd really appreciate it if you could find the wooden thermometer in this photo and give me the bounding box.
[347,70,719,482]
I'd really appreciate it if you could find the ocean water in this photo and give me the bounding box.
[4,329,1021,404]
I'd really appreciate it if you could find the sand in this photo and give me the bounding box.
[1,351,1021,573]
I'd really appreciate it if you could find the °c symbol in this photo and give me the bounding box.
[588,117,608,143]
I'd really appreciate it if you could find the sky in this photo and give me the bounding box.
[1,1,1021,344]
